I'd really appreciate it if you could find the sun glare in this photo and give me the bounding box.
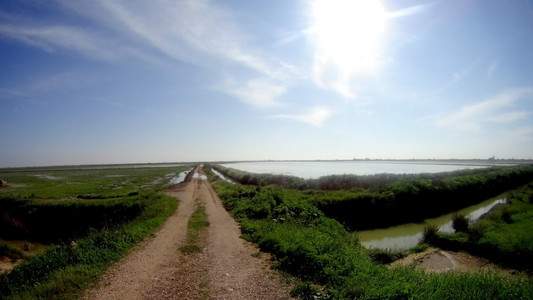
[311,0,388,96]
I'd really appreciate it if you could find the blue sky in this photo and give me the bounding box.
[1,0,533,167]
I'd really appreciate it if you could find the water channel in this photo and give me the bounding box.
[357,196,506,250]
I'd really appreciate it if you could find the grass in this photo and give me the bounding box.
[0,191,178,299]
[180,200,209,255]
[204,165,533,299]
[0,165,189,200]
[210,163,533,230]
[0,165,190,299]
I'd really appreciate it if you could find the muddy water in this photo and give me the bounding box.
[358,197,506,250]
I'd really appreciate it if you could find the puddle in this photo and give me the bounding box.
[32,174,63,180]
[212,169,234,184]
[193,173,208,180]
[168,168,193,185]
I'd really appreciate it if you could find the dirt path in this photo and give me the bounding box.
[83,166,292,299]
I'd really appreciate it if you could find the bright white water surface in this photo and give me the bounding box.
[221,161,488,178]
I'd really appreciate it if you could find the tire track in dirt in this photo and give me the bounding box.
[83,166,292,299]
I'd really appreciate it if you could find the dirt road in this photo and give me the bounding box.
[83,166,292,299]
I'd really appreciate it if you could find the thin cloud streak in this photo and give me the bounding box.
[388,3,435,18]
[487,60,499,79]
[269,106,333,127]
[92,0,291,108]
[1,0,291,109]
[436,88,533,131]
[0,24,118,61]
[216,78,286,108]
[487,111,529,123]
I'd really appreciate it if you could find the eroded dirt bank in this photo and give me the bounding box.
[389,247,511,274]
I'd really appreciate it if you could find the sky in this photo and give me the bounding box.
[1,0,533,167]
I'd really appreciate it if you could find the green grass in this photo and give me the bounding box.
[0,191,178,299]
[180,201,209,255]
[0,165,190,299]
[204,166,533,299]
[210,164,533,230]
[0,165,189,200]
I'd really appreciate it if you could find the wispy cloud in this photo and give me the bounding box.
[270,106,333,127]
[0,20,154,63]
[487,111,529,123]
[89,0,288,93]
[438,58,481,93]
[0,87,29,99]
[486,60,499,79]
[216,78,286,108]
[388,3,435,18]
[507,126,533,142]
[1,0,290,108]
[435,88,533,131]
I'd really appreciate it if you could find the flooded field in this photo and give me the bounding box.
[221,160,493,178]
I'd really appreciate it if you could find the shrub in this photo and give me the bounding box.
[452,213,470,233]
[290,281,322,300]
[422,224,439,243]
[411,243,429,253]
[368,248,405,265]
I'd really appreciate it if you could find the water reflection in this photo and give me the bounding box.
[358,197,506,250]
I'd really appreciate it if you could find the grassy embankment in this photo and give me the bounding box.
[423,182,533,272]
[0,165,192,299]
[206,164,533,299]
[212,164,533,229]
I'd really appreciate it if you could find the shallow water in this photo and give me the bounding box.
[358,197,506,250]
[212,169,234,184]
[221,161,488,178]
[168,168,193,185]
[193,173,207,180]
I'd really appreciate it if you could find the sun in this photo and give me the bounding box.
[310,0,388,96]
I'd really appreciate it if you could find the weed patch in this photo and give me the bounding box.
[180,201,209,255]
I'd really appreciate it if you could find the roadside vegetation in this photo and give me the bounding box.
[0,165,191,299]
[205,164,533,299]
[212,164,533,229]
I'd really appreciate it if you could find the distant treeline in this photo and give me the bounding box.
[209,164,533,230]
